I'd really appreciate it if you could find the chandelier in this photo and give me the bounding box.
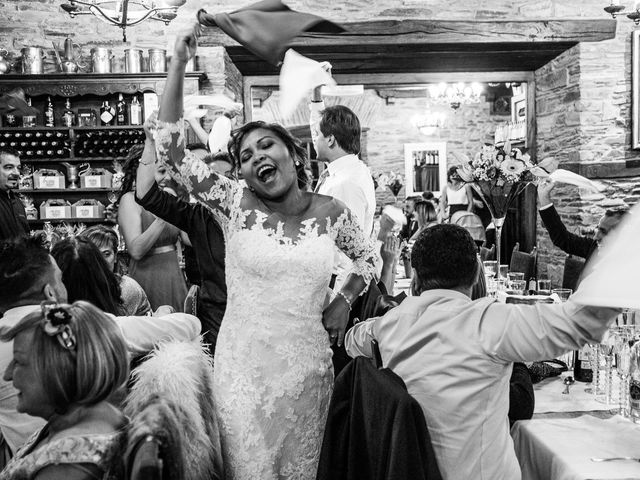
[604,0,640,23]
[411,112,447,136]
[428,82,483,110]
[60,0,186,41]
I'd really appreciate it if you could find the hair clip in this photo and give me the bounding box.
[40,302,77,351]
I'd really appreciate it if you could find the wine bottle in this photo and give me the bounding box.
[116,93,128,125]
[527,276,537,296]
[129,96,143,125]
[62,98,75,127]
[44,96,55,127]
[100,100,115,126]
[573,346,593,382]
[22,96,37,127]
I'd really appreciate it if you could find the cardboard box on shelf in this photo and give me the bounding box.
[72,199,105,219]
[80,168,113,189]
[34,169,65,190]
[40,199,72,220]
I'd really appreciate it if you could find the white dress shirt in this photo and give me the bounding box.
[345,290,617,480]
[0,305,200,453]
[309,101,377,288]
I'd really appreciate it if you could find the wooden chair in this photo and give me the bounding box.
[562,255,585,291]
[509,242,537,280]
[479,244,495,262]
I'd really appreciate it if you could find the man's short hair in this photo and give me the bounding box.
[0,236,53,310]
[0,301,129,414]
[319,105,361,155]
[0,147,21,160]
[411,224,479,291]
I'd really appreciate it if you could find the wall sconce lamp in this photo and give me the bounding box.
[604,1,640,24]
[411,112,447,136]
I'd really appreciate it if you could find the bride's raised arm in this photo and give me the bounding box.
[154,23,240,222]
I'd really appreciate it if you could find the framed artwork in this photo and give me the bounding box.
[404,142,447,198]
[511,94,526,123]
[633,30,640,149]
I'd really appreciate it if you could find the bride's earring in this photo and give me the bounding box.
[295,160,301,166]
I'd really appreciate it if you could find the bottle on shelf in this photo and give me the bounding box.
[100,100,116,126]
[62,98,75,127]
[22,96,37,128]
[44,96,55,127]
[116,93,128,125]
[129,95,143,125]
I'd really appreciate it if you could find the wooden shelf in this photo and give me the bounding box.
[28,218,105,224]
[19,188,112,194]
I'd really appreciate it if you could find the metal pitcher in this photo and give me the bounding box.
[124,48,143,73]
[148,48,166,73]
[21,47,46,74]
[91,47,113,73]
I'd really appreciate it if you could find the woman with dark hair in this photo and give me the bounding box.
[51,237,124,316]
[116,144,188,312]
[440,165,474,222]
[149,26,378,479]
[81,225,151,316]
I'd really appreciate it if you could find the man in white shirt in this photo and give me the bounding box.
[345,224,619,480]
[0,236,201,456]
[310,84,376,291]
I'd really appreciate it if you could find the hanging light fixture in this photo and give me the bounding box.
[604,0,640,24]
[427,82,483,110]
[60,0,186,42]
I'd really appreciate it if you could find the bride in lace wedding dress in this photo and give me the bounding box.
[151,26,377,479]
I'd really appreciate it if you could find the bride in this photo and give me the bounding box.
[152,25,377,479]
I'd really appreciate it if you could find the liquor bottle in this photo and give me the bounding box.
[527,276,537,296]
[100,100,116,126]
[44,96,55,127]
[129,95,143,125]
[22,97,37,127]
[62,98,75,127]
[573,346,593,383]
[116,94,128,125]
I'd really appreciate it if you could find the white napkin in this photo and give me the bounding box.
[572,200,638,309]
[382,205,407,226]
[208,115,232,154]
[279,49,336,118]
[184,94,242,113]
[549,169,605,193]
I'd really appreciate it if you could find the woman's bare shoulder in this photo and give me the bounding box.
[309,193,348,218]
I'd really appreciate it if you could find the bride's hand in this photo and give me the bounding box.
[173,23,201,63]
[322,295,351,347]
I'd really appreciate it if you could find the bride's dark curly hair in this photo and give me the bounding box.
[227,121,309,190]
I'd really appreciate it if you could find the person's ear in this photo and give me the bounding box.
[42,283,58,302]
[327,134,336,148]
[411,271,425,296]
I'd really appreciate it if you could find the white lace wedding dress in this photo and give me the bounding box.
[155,120,377,479]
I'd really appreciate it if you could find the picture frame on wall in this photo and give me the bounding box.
[511,94,526,124]
[633,30,640,149]
[404,142,447,198]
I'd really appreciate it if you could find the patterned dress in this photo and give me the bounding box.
[154,119,377,479]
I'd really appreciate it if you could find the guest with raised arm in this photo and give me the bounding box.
[117,145,188,312]
[153,24,377,479]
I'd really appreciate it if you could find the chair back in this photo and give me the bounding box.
[450,210,486,244]
[562,255,585,291]
[509,242,537,280]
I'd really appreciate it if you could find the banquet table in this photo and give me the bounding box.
[511,373,640,480]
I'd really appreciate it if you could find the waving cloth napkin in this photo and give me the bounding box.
[572,200,639,309]
[197,0,345,66]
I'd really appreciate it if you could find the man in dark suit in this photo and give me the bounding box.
[399,195,422,241]
[537,180,627,262]
[0,148,28,242]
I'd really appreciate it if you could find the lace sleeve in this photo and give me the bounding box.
[154,118,242,225]
[328,208,378,285]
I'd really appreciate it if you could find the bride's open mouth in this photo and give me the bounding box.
[257,164,277,183]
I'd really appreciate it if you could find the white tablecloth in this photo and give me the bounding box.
[534,372,614,414]
[512,415,640,480]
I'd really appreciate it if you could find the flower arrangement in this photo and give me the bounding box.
[373,171,405,201]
